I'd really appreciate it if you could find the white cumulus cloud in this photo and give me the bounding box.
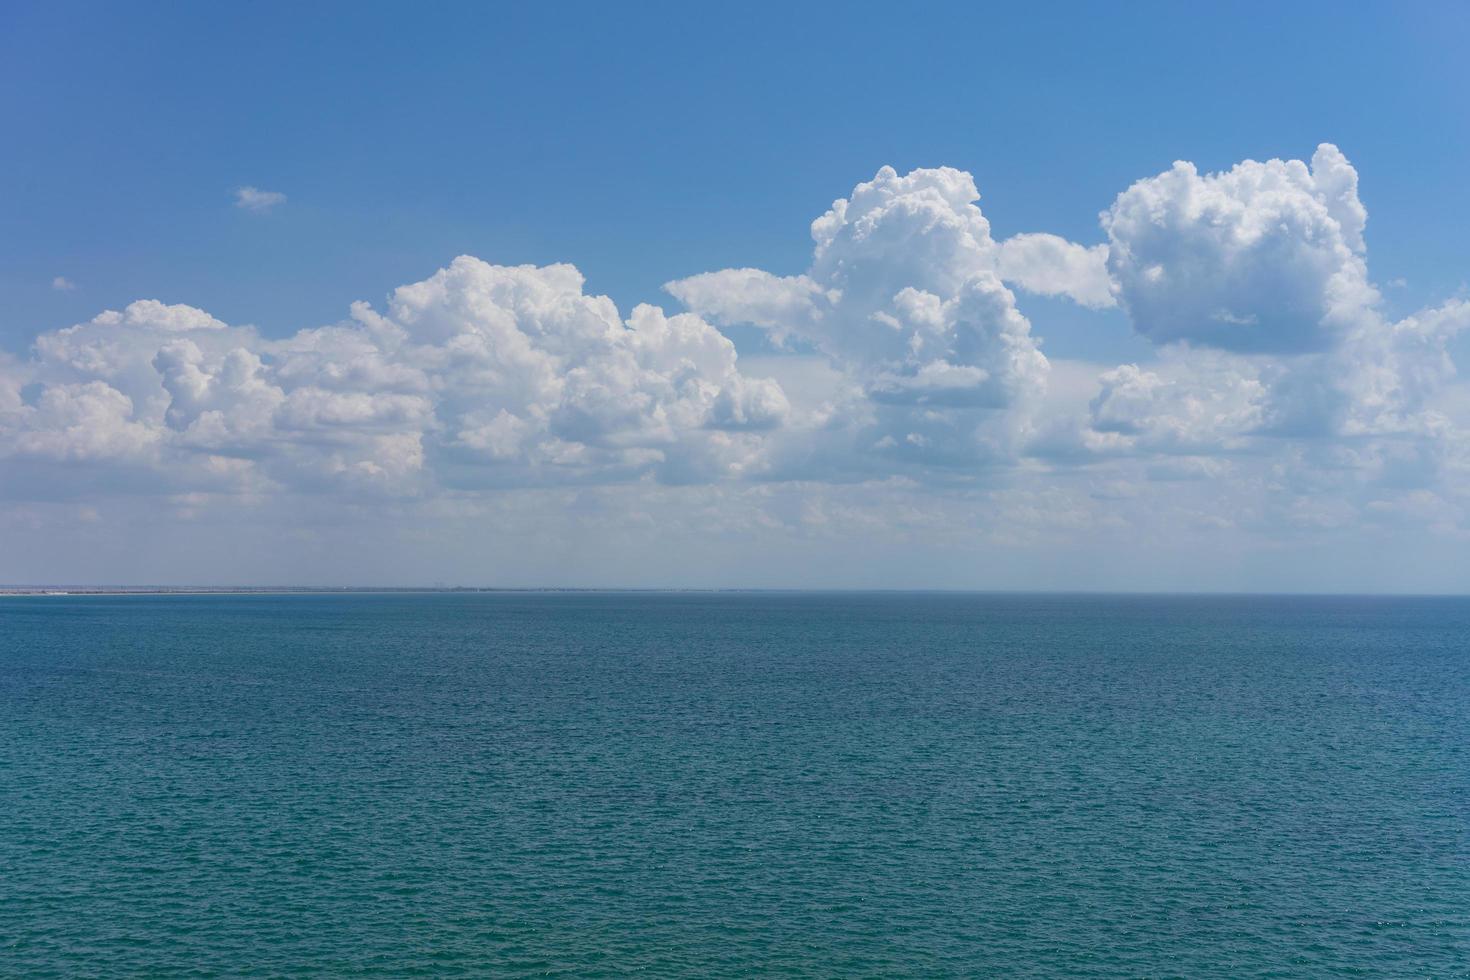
[996,234,1115,309]
[3,145,1469,580]
[0,258,790,499]
[1103,144,1374,353]
[669,165,1050,473]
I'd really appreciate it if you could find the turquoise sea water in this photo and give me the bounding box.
[2,593,1467,976]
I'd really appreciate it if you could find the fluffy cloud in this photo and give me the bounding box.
[3,146,1468,570]
[8,381,160,462]
[1104,144,1374,354]
[1,259,790,499]
[369,260,788,485]
[1091,144,1467,480]
[996,234,1114,309]
[1088,356,1266,453]
[668,165,1051,472]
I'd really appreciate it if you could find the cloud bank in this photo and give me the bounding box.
[5,145,1469,585]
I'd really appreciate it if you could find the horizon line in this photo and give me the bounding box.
[3,586,1469,599]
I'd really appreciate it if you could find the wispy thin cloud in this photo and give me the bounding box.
[233,186,287,212]
[51,276,76,291]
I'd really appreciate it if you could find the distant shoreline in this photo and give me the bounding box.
[0,587,689,596]
[3,587,1468,599]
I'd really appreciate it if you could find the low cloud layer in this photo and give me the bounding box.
[5,145,1469,585]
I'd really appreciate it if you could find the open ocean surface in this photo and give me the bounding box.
[2,592,1467,976]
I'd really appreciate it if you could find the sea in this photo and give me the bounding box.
[2,592,1467,976]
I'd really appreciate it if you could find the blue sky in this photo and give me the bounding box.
[5,1,1467,350]
[2,1,1470,589]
